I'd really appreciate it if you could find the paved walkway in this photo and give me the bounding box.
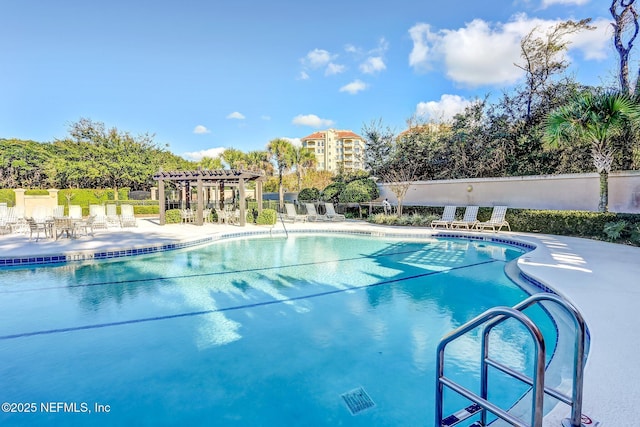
[1,218,637,426]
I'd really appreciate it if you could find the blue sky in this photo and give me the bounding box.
[1,0,615,160]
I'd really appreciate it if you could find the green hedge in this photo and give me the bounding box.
[367,208,640,246]
[58,188,130,207]
[0,189,15,206]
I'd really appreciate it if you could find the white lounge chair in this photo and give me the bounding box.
[282,203,307,222]
[304,203,328,221]
[324,203,345,221]
[90,205,108,229]
[120,204,137,227]
[450,206,479,230]
[431,206,457,229]
[475,206,510,232]
[69,205,83,219]
[106,204,120,226]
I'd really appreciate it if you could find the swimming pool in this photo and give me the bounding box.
[0,234,558,426]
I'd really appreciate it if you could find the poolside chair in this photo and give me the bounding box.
[89,205,108,229]
[180,208,194,223]
[69,205,82,219]
[475,206,511,232]
[323,202,345,221]
[120,204,137,227]
[282,203,307,222]
[26,217,48,241]
[449,206,479,230]
[74,215,95,237]
[106,204,120,226]
[53,205,65,219]
[304,203,328,221]
[431,206,457,229]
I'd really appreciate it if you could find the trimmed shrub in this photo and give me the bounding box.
[321,182,346,203]
[338,179,379,203]
[24,189,50,196]
[298,187,320,202]
[256,208,277,225]
[165,209,182,224]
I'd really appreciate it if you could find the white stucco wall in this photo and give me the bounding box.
[378,171,640,213]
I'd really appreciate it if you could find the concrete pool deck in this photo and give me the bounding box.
[1,217,638,426]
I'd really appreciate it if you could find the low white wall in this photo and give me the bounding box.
[378,171,640,213]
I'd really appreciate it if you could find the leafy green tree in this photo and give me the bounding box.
[361,119,394,177]
[62,118,159,197]
[544,91,640,211]
[267,138,294,209]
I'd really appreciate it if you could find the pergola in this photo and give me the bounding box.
[153,169,266,226]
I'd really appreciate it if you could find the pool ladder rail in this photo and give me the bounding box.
[435,293,588,427]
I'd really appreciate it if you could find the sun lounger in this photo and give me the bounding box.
[282,203,307,222]
[120,204,137,227]
[450,206,479,229]
[431,206,457,229]
[475,206,511,232]
[304,203,328,221]
[324,203,345,221]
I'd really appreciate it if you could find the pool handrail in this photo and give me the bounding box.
[435,293,587,427]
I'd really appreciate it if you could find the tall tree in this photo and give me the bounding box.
[611,0,639,95]
[515,19,594,121]
[361,119,395,177]
[221,148,247,169]
[291,146,317,191]
[544,91,640,211]
[245,150,273,174]
[267,138,294,209]
[199,156,224,170]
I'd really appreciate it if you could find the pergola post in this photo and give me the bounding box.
[239,178,246,226]
[196,176,204,225]
[158,178,166,225]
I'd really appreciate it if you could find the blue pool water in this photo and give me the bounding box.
[0,234,556,426]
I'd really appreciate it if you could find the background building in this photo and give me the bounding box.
[301,129,365,174]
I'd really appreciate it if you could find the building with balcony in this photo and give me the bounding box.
[300,129,365,174]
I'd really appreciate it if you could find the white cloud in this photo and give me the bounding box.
[298,71,310,80]
[542,0,589,6]
[415,94,473,122]
[325,62,346,76]
[226,112,245,120]
[408,14,610,87]
[283,137,302,147]
[360,56,386,74]
[344,44,360,54]
[409,23,434,72]
[182,147,225,161]
[261,115,271,120]
[292,114,335,128]
[339,79,368,94]
[302,48,334,68]
[193,125,210,134]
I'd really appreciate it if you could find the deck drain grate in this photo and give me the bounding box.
[341,386,376,415]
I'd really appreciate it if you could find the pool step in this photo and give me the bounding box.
[441,403,482,426]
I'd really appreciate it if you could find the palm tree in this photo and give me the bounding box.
[246,150,273,175]
[267,138,294,209]
[544,91,640,211]
[221,148,247,170]
[291,146,317,190]
[198,156,223,170]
